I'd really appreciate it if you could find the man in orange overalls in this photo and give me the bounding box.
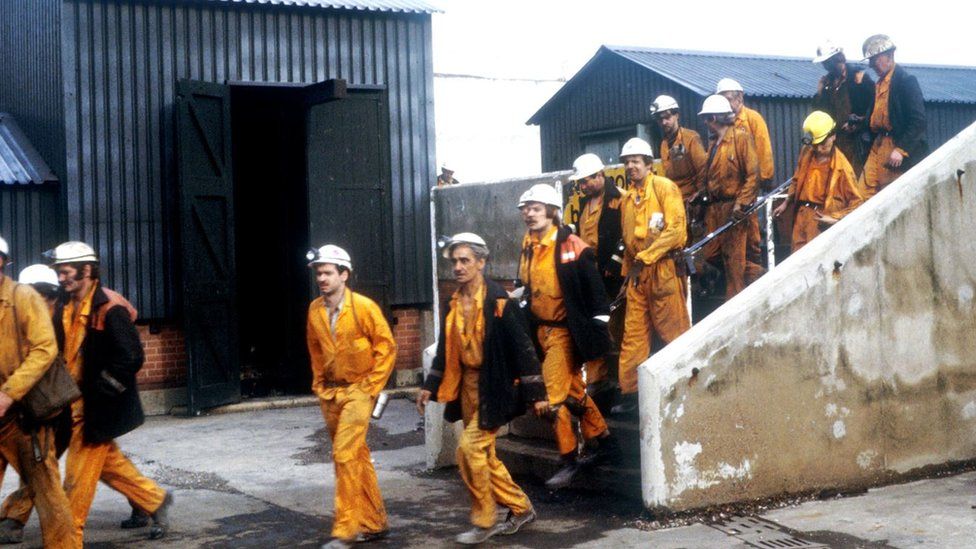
[306,244,397,549]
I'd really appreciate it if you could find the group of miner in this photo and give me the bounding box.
[0,34,928,549]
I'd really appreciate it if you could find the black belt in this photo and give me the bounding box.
[536,318,567,328]
[798,200,823,210]
[707,195,736,203]
[324,381,353,388]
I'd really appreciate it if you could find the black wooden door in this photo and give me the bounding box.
[176,80,241,414]
[306,89,393,309]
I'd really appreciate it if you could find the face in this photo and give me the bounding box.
[441,168,454,178]
[821,55,845,77]
[520,202,552,233]
[622,155,651,183]
[814,134,836,157]
[450,245,485,286]
[719,91,742,114]
[55,264,90,296]
[578,172,606,197]
[869,52,894,77]
[314,263,348,297]
[656,110,680,136]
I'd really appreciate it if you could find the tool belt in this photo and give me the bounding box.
[706,194,737,204]
[324,381,353,388]
[797,200,823,210]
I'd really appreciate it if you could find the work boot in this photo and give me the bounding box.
[579,433,621,467]
[610,393,638,417]
[120,505,151,529]
[545,454,581,490]
[354,529,389,542]
[499,507,536,535]
[455,525,504,545]
[320,539,352,549]
[148,491,174,540]
[0,519,24,544]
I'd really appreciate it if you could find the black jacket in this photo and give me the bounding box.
[870,64,928,169]
[813,63,875,122]
[524,225,611,364]
[577,179,624,294]
[423,279,546,430]
[54,284,145,444]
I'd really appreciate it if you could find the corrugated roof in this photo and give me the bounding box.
[0,113,58,185]
[195,0,441,13]
[529,46,976,124]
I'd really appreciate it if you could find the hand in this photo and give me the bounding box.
[532,400,550,418]
[887,149,904,168]
[814,211,839,226]
[0,391,13,419]
[731,203,747,221]
[416,390,432,416]
[773,199,789,218]
[628,261,645,287]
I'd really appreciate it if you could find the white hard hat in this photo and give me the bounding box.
[443,232,488,258]
[813,41,844,64]
[649,95,680,115]
[18,264,59,286]
[440,161,452,172]
[699,95,734,116]
[569,153,605,181]
[307,244,352,270]
[46,241,98,265]
[517,184,562,209]
[619,137,654,160]
[0,236,8,259]
[715,78,744,94]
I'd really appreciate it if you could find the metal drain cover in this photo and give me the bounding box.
[708,515,831,548]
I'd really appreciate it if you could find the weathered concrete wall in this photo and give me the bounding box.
[638,121,976,511]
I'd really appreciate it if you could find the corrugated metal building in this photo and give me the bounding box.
[529,46,976,182]
[0,0,438,411]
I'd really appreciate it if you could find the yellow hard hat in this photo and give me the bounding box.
[802,111,836,145]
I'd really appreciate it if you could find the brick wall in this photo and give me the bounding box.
[136,324,187,390]
[392,307,423,371]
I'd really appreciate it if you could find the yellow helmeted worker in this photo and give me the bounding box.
[613,138,691,416]
[306,244,396,549]
[698,96,763,299]
[718,78,771,284]
[46,241,172,545]
[418,233,547,545]
[774,111,864,251]
[516,183,617,488]
[0,236,75,549]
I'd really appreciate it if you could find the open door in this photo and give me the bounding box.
[176,79,241,414]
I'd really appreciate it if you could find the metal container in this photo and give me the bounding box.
[371,392,391,420]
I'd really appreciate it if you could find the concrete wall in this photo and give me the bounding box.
[638,121,976,511]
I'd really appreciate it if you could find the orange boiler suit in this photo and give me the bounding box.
[660,127,708,201]
[617,175,691,395]
[787,146,864,251]
[307,288,397,542]
[441,283,534,528]
[701,126,763,299]
[736,106,773,282]
[519,226,608,457]
[61,285,166,546]
[859,66,904,199]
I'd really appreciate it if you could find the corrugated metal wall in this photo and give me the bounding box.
[0,186,63,267]
[59,0,434,318]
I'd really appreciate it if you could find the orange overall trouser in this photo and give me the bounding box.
[859,135,899,200]
[617,259,690,394]
[0,420,75,549]
[701,202,763,299]
[456,369,532,528]
[64,408,166,545]
[790,204,824,252]
[320,387,387,540]
[536,326,608,455]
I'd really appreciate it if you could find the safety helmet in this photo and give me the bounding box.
[569,153,605,181]
[307,244,352,270]
[440,161,452,172]
[649,95,680,116]
[0,236,8,260]
[517,183,562,209]
[802,111,837,145]
[699,94,734,116]
[443,232,488,258]
[619,137,654,160]
[18,264,59,286]
[46,241,98,265]
[715,78,744,94]
[813,41,844,64]
[862,34,895,59]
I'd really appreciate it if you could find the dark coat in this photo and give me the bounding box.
[54,284,145,444]
[577,179,624,295]
[423,279,546,430]
[871,64,928,169]
[525,225,611,364]
[813,63,875,122]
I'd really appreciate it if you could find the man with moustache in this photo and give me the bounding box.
[812,42,876,176]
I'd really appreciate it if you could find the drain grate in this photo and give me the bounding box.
[707,515,831,548]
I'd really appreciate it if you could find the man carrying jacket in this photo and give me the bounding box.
[516,183,616,488]
[417,233,547,545]
[0,236,75,549]
[774,112,864,251]
[46,241,172,545]
[569,153,623,415]
[613,139,691,417]
[306,244,397,549]
[859,34,928,199]
[812,42,876,176]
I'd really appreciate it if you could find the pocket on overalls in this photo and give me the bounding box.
[651,260,679,298]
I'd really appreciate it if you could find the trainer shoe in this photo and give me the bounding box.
[148,491,174,540]
[499,508,536,535]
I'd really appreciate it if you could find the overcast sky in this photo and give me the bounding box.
[432,0,976,80]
